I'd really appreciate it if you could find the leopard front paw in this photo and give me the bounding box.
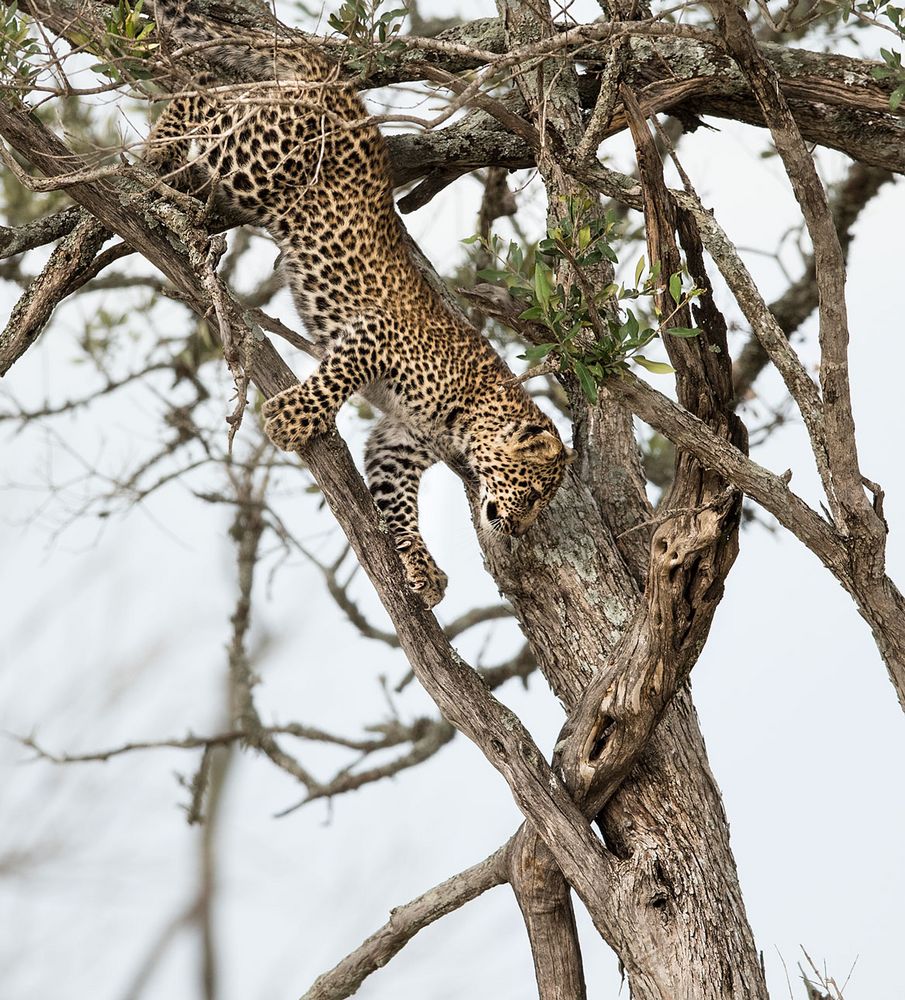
[262,386,329,452]
[398,541,448,609]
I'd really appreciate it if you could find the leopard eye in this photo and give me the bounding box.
[525,489,541,505]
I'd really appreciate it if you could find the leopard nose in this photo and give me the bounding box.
[512,521,530,538]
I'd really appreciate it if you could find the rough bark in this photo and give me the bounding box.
[14,0,905,192]
[0,213,108,374]
[384,36,905,198]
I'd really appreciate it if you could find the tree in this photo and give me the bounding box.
[1,0,903,997]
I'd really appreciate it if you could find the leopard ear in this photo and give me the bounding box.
[564,446,575,465]
[505,425,563,462]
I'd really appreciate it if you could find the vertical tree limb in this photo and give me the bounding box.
[732,162,893,402]
[707,0,886,568]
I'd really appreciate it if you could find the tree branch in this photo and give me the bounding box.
[0,96,632,954]
[0,212,108,375]
[300,847,508,1000]
[733,161,893,403]
[0,205,83,258]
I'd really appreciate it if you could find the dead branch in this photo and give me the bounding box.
[0,361,171,423]
[275,719,456,815]
[300,847,508,1000]
[0,213,108,375]
[733,162,893,403]
[0,205,83,258]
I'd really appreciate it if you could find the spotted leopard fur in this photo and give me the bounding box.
[148,1,572,607]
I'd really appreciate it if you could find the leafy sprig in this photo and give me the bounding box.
[0,2,41,94]
[465,197,704,403]
[871,45,905,109]
[836,0,905,108]
[92,0,157,83]
[328,0,408,73]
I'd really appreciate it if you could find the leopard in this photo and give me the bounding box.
[147,1,573,607]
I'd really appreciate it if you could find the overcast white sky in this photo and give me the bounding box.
[2,1,904,998]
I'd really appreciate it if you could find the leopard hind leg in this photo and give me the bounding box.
[365,416,447,608]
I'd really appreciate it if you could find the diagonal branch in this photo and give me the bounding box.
[300,847,508,1000]
[685,192,834,496]
[0,205,84,258]
[0,212,108,375]
[0,96,630,948]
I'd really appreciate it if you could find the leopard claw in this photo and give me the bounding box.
[399,544,448,609]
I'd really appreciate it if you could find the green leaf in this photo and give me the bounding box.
[666,326,702,338]
[635,356,675,375]
[618,310,639,340]
[634,255,646,287]
[460,233,481,245]
[578,225,592,251]
[476,268,509,283]
[534,262,554,310]
[572,359,599,403]
[669,272,682,305]
[630,328,656,349]
[566,320,584,340]
[891,85,905,111]
[523,343,556,364]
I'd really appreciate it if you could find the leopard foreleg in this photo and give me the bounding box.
[262,329,384,451]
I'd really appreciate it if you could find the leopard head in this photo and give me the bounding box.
[471,419,573,537]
